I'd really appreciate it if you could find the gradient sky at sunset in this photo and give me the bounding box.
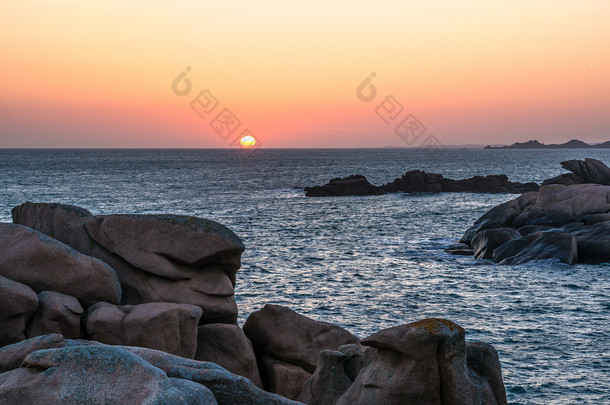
[1,1,608,147]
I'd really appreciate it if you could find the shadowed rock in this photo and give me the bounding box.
[0,223,121,305]
[500,233,578,265]
[0,276,38,347]
[12,203,245,323]
[299,345,365,405]
[195,323,263,388]
[85,302,202,358]
[305,175,386,197]
[25,291,83,339]
[243,304,360,399]
[471,228,521,260]
[259,355,313,400]
[380,170,539,194]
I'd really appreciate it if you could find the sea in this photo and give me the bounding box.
[1,148,609,405]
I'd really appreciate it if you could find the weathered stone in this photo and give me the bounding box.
[500,233,578,265]
[260,355,312,400]
[85,302,202,358]
[568,221,610,264]
[195,323,262,388]
[0,223,121,305]
[466,341,507,405]
[333,319,506,405]
[12,203,244,324]
[543,158,610,186]
[492,232,542,263]
[512,184,610,227]
[25,291,83,339]
[299,349,354,405]
[123,346,303,405]
[0,275,38,347]
[244,304,360,373]
[0,334,65,373]
[0,345,217,404]
[471,227,521,259]
[460,192,539,245]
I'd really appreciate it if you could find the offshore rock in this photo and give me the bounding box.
[305,175,386,197]
[380,170,539,194]
[542,158,610,186]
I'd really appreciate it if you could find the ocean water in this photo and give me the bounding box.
[1,148,609,404]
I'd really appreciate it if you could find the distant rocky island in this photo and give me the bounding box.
[484,139,610,149]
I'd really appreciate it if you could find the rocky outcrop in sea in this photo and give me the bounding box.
[304,171,539,196]
[450,159,610,265]
[0,202,508,404]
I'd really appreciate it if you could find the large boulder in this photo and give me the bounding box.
[304,175,386,197]
[543,158,610,186]
[12,203,245,324]
[0,223,121,305]
[0,276,38,347]
[85,302,202,358]
[512,184,610,227]
[331,319,506,405]
[0,345,217,404]
[25,291,83,339]
[471,227,521,260]
[244,305,360,399]
[195,323,262,388]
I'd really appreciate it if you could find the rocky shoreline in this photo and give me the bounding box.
[0,202,508,404]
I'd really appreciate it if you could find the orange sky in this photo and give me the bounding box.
[1,1,608,147]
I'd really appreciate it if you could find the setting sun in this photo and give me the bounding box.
[240,135,256,148]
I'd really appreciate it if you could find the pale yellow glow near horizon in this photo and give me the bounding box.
[1,1,608,147]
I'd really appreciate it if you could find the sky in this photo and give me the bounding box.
[1,1,608,148]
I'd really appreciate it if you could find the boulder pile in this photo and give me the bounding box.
[1,202,508,404]
[452,159,610,264]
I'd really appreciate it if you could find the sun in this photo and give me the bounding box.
[240,135,256,148]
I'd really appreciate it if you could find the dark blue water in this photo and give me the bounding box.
[1,148,609,404]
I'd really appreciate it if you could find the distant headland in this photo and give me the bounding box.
[484,139,610,149]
